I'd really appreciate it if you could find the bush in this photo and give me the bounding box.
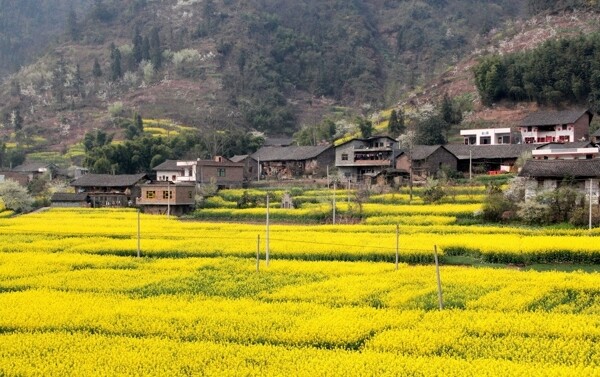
[517,200,551,225]
[422,179,445,204]
[569,206,600,227]
[482,193,515,222]
[0,180,33,213]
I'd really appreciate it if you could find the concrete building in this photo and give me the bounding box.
[460,128,512,145]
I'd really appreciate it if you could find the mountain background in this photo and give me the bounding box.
[0,0,599,169]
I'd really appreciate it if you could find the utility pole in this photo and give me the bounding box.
[332,181,336,225]
[469,149,473,181]
[256,235,260,272]
[137,209,141,258]
[266,193,270,267]
[590,178,593,231]
[395,224,399,270]
[434,245,443,310]
[167,180,171,218]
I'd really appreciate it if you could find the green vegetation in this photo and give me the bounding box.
[474,33,600,111]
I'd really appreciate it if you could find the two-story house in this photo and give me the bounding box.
[460,128,512,145]
[153,157,244,188]
[519,108,592,144]
[335,136,398,182]
[137,181,196,215]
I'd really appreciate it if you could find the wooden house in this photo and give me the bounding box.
[153,157,244,188]
[137,182,195,216]
[70,173,147,208]
[335,136,398,182]
[518,108,592,144]
[251,145,334,180]
[50,192,90,207]
[395,145,458,179]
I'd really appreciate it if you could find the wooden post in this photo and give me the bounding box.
[256,235,260,272]
[590,178,593,231]
[266,193,270,267]
[395,224,399,270]
[137,209,141,258]
[434,245,443,310]
[332,181,336,225]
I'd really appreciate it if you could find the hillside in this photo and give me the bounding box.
[1,1,600,169]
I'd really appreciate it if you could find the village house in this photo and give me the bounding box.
[460,127,512,145]
[70,173,147,208]
[12,162,58,181]
[395,145,458,179]
[445,144,539,174]
[252,145,334,180]
[230,154,259,181]
[518,108,592,144]
[335,136,397,182]
[531,142,599,160]
[0,171,29,187]
[518,159,600,202]
[153,157,244,188]
[50,192,90,208]
[136,181,196,216]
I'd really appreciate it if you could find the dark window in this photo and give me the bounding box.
[217,168,226,177]
[341,153,348,161]
[146,191,155,199]
[162,190,172,199]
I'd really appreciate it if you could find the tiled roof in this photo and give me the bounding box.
[263,137,295,147]
[12,162,53,172]
[230,155,249,163]
[445,144,538,160]
[71,173,147,187]
[534,142,592,150]
[153,160,180,171]
[519,108,591,127]
[519,159,600,178]
[251,145,332,162]
[51,192,89,202]
[336,136,397,148]
[410,145,444,160]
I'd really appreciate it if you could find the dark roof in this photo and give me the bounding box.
[411,145,445,160]
[51,192,89,202]
[230,155,249,163]
[71,173,147,188]
[534,141,593,150]
[445,144,538,160]
[336,136,397,148]
[264,137,295,147]
[12,162,54,173]
[519,108,591,127]
[196,159,244,167]
[251,145,332,162]
[153,160,180,171]
[519,159,600,179]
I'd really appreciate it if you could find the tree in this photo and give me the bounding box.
[135,113,144,132]
[149,28,162,69]
[357,117,373,138]
[109,43,122,81]
[440,93,462,125]
[72,64,84,98]
[11,108,23,131]
[388,109,405,138]
[66,9,80,41]
[93,57,103,77]
[415,114,448,145]
[132,27,143,65]
[0,179,33,213]
[142,35,151,61]
[51,56,67,104]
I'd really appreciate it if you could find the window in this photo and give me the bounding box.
[188,191,193,199]
[162,190,172,199]
[146,191,156,199]
[527,126,532,132]
[217,168,226,177]
[341,153,348,161]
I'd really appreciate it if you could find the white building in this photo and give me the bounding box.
[460,128,512,145]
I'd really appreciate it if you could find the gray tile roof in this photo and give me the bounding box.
[12,162,54,172]
[264,137,294,147]
[519,159,600,179]
[71,173,147,187]
[230,155,249,163]
[336,136,397,148]
[519,108,591,127]
[445,144,538,160]
[153,160,180,171]
[410,145,444,160]
[251,145,332,162]
[51,192,89,202]
[534,141,593,150]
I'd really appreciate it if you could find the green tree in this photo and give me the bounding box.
[142,35,151,61]
[415,114,447,145]
[109,43,122,81]
[11,108,23,131]
[66,9,80,41]
[149,28,162,69]
[92,57,102,77]
[357,117,373,138]
[132,27,143,65]
[388,109,405,137]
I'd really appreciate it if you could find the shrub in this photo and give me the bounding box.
[0,180,33,213]
[482,193,515,222]
[517,200,551,225]
[422,179,445,204]
[569,206,600,227]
